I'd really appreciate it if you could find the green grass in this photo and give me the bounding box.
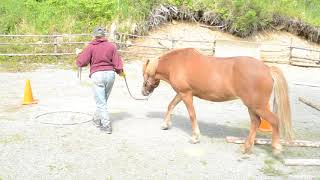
[211,0,320,36]
[0,59,38,72]
[106,176,113,180]
[200,160,208,166]
[0,0,319,35]
[48,164,72,172]
[260,158,285,176]
[0,134,25,144]
[272,0,320,26]
[0,55,79,72]
[0,0,158,34]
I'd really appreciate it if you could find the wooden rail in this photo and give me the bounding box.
[0,33,319,67]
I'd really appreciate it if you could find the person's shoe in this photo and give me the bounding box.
[92,118,102,127]
[100,123,112,134]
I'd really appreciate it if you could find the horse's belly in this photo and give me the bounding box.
[195,91,239,102]
[208,95,239,102]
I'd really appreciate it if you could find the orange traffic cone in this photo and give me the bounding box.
[258,103,272,132]
[22,79,38,105]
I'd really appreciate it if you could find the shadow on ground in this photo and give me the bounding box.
[146,111,249,138]
[111,112,132,121]
[147,111,287,156]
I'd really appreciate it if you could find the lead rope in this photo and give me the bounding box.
[123,76,149,100]
[77,67,149,100]
[77,67,82,80]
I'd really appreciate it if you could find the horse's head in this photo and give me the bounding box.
[142,59,160,96]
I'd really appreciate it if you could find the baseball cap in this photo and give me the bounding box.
[92,27,106,37]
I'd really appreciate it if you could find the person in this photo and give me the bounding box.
[76,27,125,134]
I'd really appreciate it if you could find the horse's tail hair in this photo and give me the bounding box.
[270,66,294,141]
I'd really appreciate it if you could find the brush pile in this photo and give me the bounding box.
[133,5,320,44]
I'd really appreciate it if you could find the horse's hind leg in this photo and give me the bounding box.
[256,109,282,153]
[180,92,200,144]
[242,109,261,154]
[161,93,182,130]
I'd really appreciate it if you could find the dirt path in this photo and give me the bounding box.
[0,62,320,179]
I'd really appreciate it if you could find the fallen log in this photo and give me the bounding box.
[226,136,320,148]
[294,83,320,88]
[299,97,320,111]
[284,159,320,166]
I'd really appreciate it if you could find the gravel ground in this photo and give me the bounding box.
[0,61,320,180]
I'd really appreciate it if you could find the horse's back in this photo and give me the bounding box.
[162,48,273,102]
[167,49,238,100]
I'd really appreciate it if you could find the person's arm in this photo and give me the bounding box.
[111,46,124,75]
[76,45,92,67]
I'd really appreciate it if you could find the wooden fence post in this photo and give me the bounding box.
[212,40,216,55]
[53,35,58,54]
[289,38,293,64]
[171,39,177,49]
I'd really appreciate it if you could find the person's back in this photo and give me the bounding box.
[77,36,123,77]
[76,27,125,134]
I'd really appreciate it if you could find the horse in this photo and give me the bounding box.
[141,48,293,154]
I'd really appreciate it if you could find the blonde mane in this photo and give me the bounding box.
[143,48,200,76]
[143,59,159,76]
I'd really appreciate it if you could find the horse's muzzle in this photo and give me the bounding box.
[141,89,150,96]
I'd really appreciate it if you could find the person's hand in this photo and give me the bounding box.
[75,48,82,56]
[119,71,126,77]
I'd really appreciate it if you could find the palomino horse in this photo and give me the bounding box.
[141,48,293,153]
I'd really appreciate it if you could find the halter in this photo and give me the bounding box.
[143,78,160,89]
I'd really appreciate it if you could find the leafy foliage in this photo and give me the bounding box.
[0,0,319,35]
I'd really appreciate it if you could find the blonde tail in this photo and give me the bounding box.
[270,66,294,141]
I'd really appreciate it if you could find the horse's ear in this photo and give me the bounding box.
[143,59,150,74]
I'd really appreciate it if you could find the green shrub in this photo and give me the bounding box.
[0,0,319,35]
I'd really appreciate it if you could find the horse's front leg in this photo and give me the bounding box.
[180,92,201,144]
[161,93,182,130]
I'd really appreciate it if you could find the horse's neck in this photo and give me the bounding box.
[155,59,170,81]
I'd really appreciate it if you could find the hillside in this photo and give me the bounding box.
[0,0,319,43]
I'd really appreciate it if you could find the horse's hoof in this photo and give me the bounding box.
[272,144,283,151]
[272,149,282,157]
[160,122,171,130]
[189,137,200,144]
[241,144,252,154]
[272,144,283,156]
[161,125,169,130]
